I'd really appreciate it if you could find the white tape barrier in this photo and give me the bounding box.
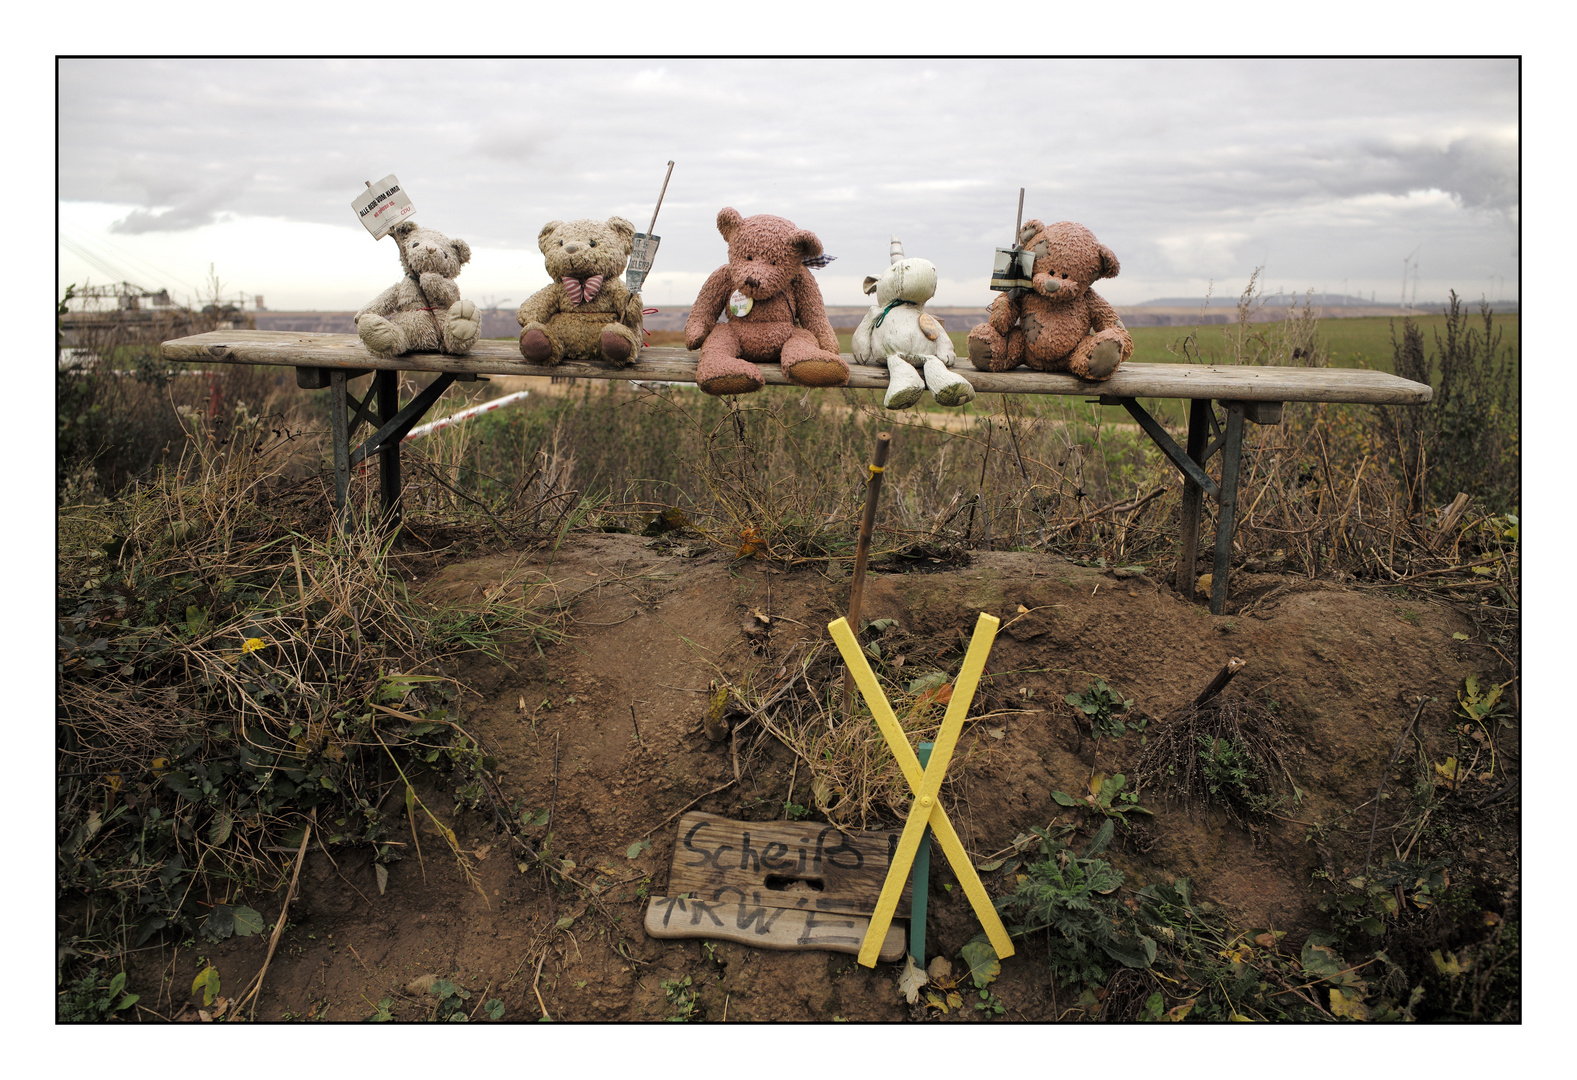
[402,390,531,442]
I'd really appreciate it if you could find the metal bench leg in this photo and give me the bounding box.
[1209,402,1245,615]
[1176,398,1211,599]
[330,371,351,526]
[375,370,403,529]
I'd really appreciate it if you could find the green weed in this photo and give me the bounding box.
[57,968,140,1022]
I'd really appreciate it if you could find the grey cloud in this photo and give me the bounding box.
[109,177,249,234]
[59,58,1520,303]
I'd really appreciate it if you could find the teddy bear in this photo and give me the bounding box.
[355,220,481,357]
[684,208,849,396]
[517,217,645,367]
[852,237,976,410]
[966,220,1133,381]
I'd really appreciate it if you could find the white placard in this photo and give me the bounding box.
[626,233,659,292]
[352,174,417,240]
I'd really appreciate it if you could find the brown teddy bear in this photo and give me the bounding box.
[355,221,480,356]
[517,217,645,366]
[966,220,1133,381]
[684,208,848,395]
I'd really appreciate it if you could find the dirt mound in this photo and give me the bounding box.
[142,533,1514,1022]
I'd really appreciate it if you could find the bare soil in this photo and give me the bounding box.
[132,532,1518,1022]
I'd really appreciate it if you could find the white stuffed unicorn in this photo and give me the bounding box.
[852,237,977,410]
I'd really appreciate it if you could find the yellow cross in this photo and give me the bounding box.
[827,612,1015,968]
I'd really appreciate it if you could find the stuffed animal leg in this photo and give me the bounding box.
[442,300,481,354]
[922,355,976,406]
[882,354,927,410]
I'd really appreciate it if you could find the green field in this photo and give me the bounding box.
[832,311,1517,429]
[843,313,1520,375]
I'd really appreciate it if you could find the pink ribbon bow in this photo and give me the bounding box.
[561,274,604,306]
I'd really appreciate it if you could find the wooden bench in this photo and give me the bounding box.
[160,330,1432,613]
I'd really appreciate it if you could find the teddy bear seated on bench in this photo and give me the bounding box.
[355,221,480,357]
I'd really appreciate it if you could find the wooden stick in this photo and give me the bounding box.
[532,950,551,1021]
[1429,492,1471,550]
[238,811,313,1020]
[648,161,675,235]
[843,432,892,719]
[1190,657,1246,709]
[547,732,560,852]
[639,779,738,840]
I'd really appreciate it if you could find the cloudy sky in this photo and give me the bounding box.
[57,58,1518,312]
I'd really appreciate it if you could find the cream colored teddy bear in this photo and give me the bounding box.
[517,217,645,366]
[355,221,480,356]
[852,238,976,409]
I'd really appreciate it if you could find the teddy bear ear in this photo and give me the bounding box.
[862,275,879,295]
[451,238,472,266]
[716,207,744,242]
[1018,219,1044,248]
[1098,244,1121,280]
[790,229,824,264]
[605,217,635,246]
[391,221,418,241]
[537,221,563,255]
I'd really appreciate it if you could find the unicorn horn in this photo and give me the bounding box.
[890,236,904,264]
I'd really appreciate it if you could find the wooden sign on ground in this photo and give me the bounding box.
[643,812,910,962]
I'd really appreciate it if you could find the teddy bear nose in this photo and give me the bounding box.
[564,241,583,254]
[424,245,437,253]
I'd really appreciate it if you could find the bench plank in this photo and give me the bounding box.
[161,330,1432,405]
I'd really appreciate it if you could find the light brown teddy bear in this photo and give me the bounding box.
[967,220,1133,381]
[355,221,480,356]
[684,208,848,396]
[517,217,644,367]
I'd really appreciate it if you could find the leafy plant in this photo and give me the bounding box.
[1051,772,1153,826]
[662,975,699,1021]
[999,819,1156,987]
[1065,679,1137,741]
[1196,735,1259,802]
[426,978,472,1022]
[58,968,139,1022]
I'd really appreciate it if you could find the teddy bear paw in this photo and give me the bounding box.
[599,328,636,366]
[358,314,404,356]
[1082,339,1124,381]
[782,352,850,389]
[520,326,556,365]
[443,300,480,353]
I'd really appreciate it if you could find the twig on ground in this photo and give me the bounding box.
[640,779,739,840]
[236,810,313,1021]
[532,950,552,1021]
[1366,697,1429,872]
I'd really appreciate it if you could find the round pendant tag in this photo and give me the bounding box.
[728,290,754,318]
[918,312,942,341]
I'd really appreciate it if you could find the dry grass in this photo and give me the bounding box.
[1129,698,1302,824]
[56,403,575,962]
[715,635,1010,834]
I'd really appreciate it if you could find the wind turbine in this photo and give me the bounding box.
[1400,245,1421,309]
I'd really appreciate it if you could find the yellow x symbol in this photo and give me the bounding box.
[828,612,1015,968]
